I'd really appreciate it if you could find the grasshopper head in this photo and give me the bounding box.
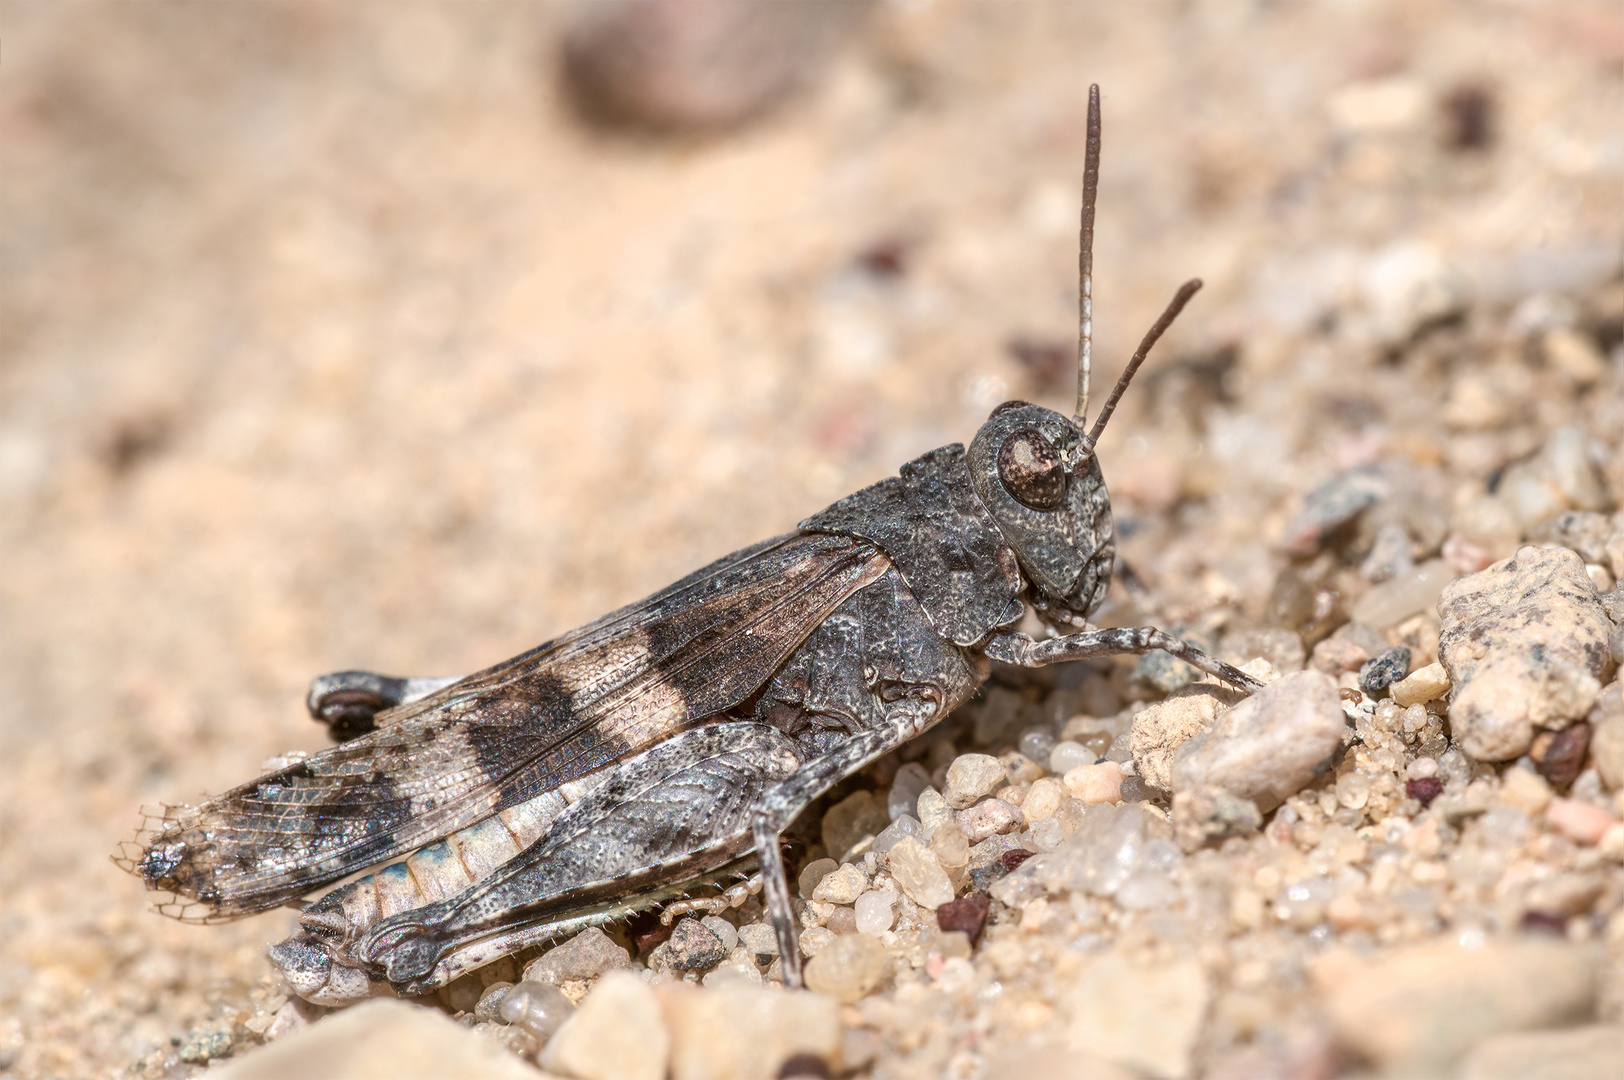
[964,83,1202,631]
[967,402,1114,629]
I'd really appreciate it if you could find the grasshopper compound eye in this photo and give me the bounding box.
[996,428,1065,510]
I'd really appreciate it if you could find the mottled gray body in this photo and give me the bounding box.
[119,406,1258,1002]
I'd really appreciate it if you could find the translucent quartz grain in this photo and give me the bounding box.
[886,836,954,908]
[1049,741,1093,775]
[700,915,738,952]
[1336,771,1372,810]
[872,814,923,855]
[854,889,897,935]
[499,981,575,1041]
[1406,756,1439,779]
[887,763,932,822]
[1019,728,1057,764]
[1022,777,1065,821]
[944,754,1005,808]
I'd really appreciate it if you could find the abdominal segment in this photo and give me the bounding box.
[270,784,575,1004]
[270,722,804,1004]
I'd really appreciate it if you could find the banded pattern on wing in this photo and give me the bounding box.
[121,532,891,920]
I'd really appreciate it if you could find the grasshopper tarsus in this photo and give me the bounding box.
[987,626,1264,694]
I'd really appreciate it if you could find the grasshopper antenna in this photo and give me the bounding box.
[1075,83,1101,428]
[1077,278,1203,460]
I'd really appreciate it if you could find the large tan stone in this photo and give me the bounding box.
[540,971,668,1080]
[1458,1024,1624,1080]
[206,999,545,1080]
[1065,954,1209,1080]
[1169,670,1345,812]
[1129,681,1246,792]
[658,984,841,1080]
[1438,546,1615,760]
[1312,938,1601,1074]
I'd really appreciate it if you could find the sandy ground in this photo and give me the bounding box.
[2,2,1621,1077]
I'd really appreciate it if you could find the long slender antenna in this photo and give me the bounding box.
[1076,84,1101,426]
[1079,278,1203,456]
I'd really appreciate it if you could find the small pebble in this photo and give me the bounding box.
[884,835,954,908]
[699,915,738,952]
[1019,728,1057,764]
[886,763,932,822]
[1407,776,1445,808]
[1531,723,1591,789]
[701,963,762,989]
[1312,635,1372,675]
[798,926,835,958]
[956,798,1024,841]
[1406,757,1439,780]
[1171,786,1262,852]
[1390,662,1450,707]
[499,980,575,1041]
[1171,670,1345,812]
[1279,465,1389,556]
[666,918,728,971]
[798,858,839,899]
[916,788,953,836]
[935,892,992,946]
[822,790,889,860]
[1545,798,1617,845]
[1498,767,1552,815]
[1438,546,1611,761]
[930,819,970,871]
[999,848,1036,873]
[1064,762,1124,804]
[523,926,631,985]
[825,905,858,936]
[853,889,896,936]
[1335,771,1372,810]
[1048,740,1094,775]
[1350,559,1453,629]
[1022,777,1065,821]
[811,863,867,904]
[540,972,664,1080]
[177,1025,233,1065]
[474,981,514,1025]
[736,923,778,965]
[801,933,887,1004]
[1001,751,1045,786]
[944,754,1005,808]
[1358,646,1412,695]
[871,814,922,855]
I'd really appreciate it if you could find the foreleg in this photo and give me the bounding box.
[306,671,462,742]
[984,627,1263,693]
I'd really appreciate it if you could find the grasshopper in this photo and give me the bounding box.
[117,86,1259,1002]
